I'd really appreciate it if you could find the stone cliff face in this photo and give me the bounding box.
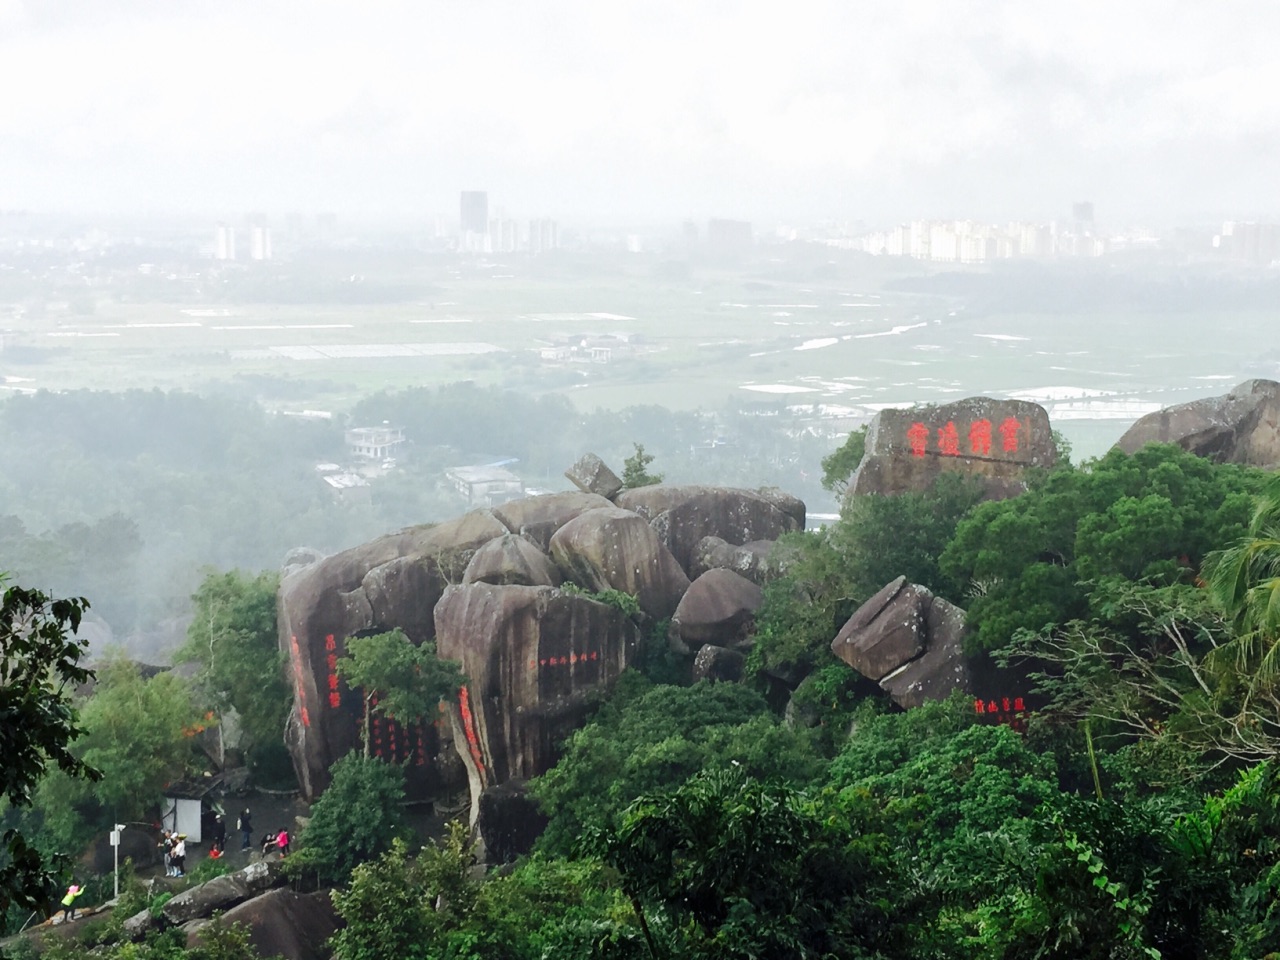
[277,471,805,808]
[847,397,1056,500]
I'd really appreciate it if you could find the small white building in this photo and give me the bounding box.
[346,425,405,460]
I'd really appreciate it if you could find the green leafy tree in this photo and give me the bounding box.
[532,677,823,857]
[292,753,410,884]
[0,578,99,916]
[819,424,867,495]
[179,570,287,771]
[588,767,894,959]
[621,444,662,488]
[335,629,463,759]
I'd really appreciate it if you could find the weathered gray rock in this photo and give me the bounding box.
[830,576,925,681]
[277,511,504,801]
[847,397,1055,500]
[478,779,548,865]
[564,453,624,499]
[435,583,641,822]
[213,888,342,960]
[1114,379,1280,467]
[754,487,807,530]
[831,577,970,708]
[689,536,776,585]
[549,507,690,620]
[122,909,158,942]
[614,485,800,576]
[463,534,562,588]
[161,860,285,926]
[692,644,746,683]
[491,491,615,552]
[880,595,969,708]
[671,569,763,652]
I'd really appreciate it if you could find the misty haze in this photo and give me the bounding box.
[3,3,1280,958]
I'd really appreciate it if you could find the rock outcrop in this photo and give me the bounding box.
[549,507,690,620]
[670,569,763,653]
[564,453,624,499]
[279,475,804,808]
[161,860,286,927]
[847,397,1056,500]
[689,536,776,585]
[463,534,562,588]
[1114,379,1280,467]
[434,583,641,822]
[692,644,747,683]
[477,779,548,865]
[203,889,342,960]
[614,485,800,575]
[831,576,970,708]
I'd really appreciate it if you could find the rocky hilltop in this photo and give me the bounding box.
[277,460,802,819]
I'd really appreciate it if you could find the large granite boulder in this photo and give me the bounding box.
[1114,379,1280,467]
[477,779,549,865]
[847,397,1055,500]
[549,507,690,620]
[161,860,285,926]
[278,511,506,801]
[564,453,624,499]
[435,583,641,823]
[613,485,801,575]
[689,536,776,585]
[831,577,970,708]
[671,569,763,652]
[491,491,615,552]
[463,534,562,588]
[692,644,746,683]
[205,889,342,960]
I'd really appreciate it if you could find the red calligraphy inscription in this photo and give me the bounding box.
[969,419,992,455]
[458,685,486,775]
[937,421,960,456]
[999,417,1020,452]
[907,421,929,457]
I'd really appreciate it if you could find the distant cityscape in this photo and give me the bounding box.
[0,193,1278,268]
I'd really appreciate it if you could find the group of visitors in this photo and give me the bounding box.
[159,830,187,877]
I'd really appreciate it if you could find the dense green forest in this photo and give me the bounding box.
[0,387,834,655]
[5,410,1280,957]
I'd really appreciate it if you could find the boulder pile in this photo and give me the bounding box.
[277,456,803,815]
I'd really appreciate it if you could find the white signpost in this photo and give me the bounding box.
[110,824,126,899]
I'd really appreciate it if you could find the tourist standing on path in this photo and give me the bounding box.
[211,814,227,855]
[275,828,290,856]
[60,884,82,921]
[172,836,186,877]
[238,809,252,852]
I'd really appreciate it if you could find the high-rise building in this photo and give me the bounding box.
[250,226,272,261]
[528,218,559,254]
[460,191,489,234]
[214,224,236,260]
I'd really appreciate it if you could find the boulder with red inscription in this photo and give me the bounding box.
[277,511,506,802]
[847,397,1055,501]
[1114,379,1280,467]
[548,507,690,620]
[831,576,970,708]
[434,582,641,823]
[613,485,800,576]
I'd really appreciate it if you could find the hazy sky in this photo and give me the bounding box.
[2,1,1277,225]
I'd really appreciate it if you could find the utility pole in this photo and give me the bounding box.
[110,824,126,899]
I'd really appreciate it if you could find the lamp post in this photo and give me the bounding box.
[110,824,126,899]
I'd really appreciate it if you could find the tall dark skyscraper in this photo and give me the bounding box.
[460,191,489,234]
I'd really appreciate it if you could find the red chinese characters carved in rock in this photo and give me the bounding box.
[999,417,1020,453]
[937,421,960,456]
[969,418,992,456]
[907,421,929,458]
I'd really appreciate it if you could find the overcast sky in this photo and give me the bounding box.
[1,0,1277,226]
